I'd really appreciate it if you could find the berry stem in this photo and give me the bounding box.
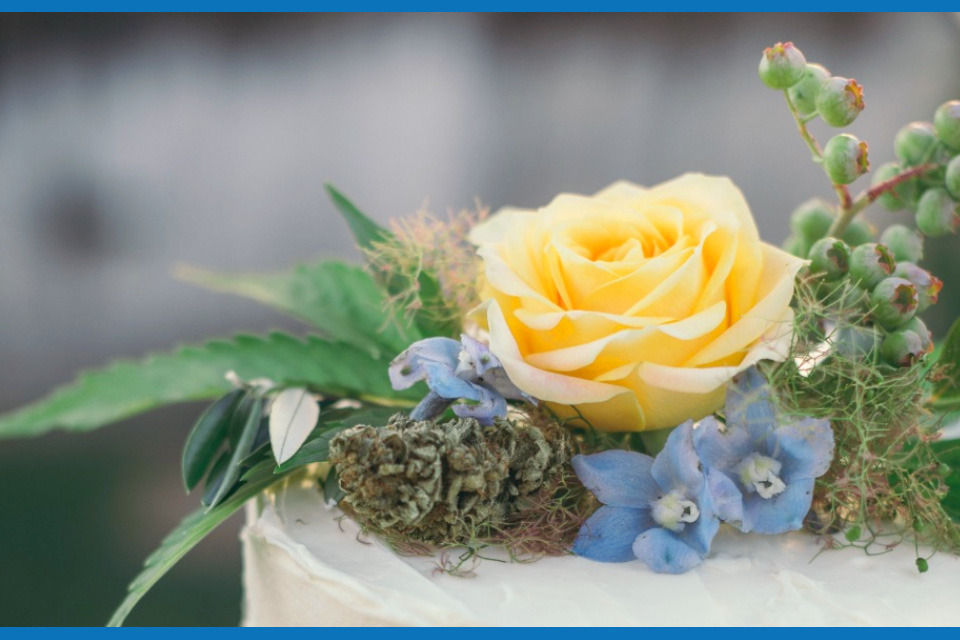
[783,90,823,162]
[827,163,938,237]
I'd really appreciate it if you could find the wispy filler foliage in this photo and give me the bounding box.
[766,274,960,560]
[364,205,488,329]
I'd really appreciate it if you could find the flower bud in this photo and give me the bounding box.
[871,161,919,211]
[934,100,960,151]
[894,122,938,167]
[815,77,864,127]
[789,198,835,242]
[870,277,918,329]
[849,242,895,290]
[758,42,807,90]
[842,217,875,247]
[808,237,850,280]
[946,156,960,200]
[894,261,943,312]
[879,224,923,263]
[788,63,830,116]
[901,316,933,353]
[881,328,926,368]
[915,187,960,238]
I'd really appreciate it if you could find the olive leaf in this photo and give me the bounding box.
[268,388,320,465]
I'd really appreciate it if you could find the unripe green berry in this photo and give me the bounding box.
[823,134,869,184]
[782,235,809,258]
[915,187,960,238]
[894,261,943,312]
[934,100,960,151]
[842,217,875,246]
[815,76,865,127]
[946,156,960,200]
[759,42,807,90]
[789,198,835,242]
[849,243,896,290]
[870,277,918,329]
[871,161,919,211]
[808,237,850,280]
[881,328,926,368]
[894,122,938,167]
[901,316,933,353]
[879,224,923,263]
[788,63,829,116]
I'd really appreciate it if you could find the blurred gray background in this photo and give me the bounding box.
[2,12,959,626]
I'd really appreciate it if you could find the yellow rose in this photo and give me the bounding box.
[470,173,804,432]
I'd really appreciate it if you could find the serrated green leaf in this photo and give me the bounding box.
[0,332,415,440]
[324,183,390,251]
[181,389,244,492]
[177,261,420,359]
[107,472,281,626]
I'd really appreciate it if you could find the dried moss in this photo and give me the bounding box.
[329,414,571,546]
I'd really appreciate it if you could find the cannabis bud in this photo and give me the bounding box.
[329,414,570,545]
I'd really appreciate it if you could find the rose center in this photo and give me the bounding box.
[737,453,786,499]
[651,491,700,532]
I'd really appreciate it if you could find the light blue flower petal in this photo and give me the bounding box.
[457,334,503,377]
[632,527,704,574]
[693,415,755,471]
[388,337,462,390]
[726,367,777,440]
[705,466,743,525]
[573,505,655,562]
[651,421,703,496]
[572,450,660,508]
[410,391,454,422]
[741,477,814,534]
[422,361,483,401]
[769,417,835,484]
[451,389,507,425]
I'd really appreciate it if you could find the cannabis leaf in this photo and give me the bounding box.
[0,332,414,440]
[177,260,420,360]
[107,465,280,627]
[325,184,460,339]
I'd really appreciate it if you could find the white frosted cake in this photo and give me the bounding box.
[241,479,960,627]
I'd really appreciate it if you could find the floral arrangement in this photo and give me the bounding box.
[5,42,960,625]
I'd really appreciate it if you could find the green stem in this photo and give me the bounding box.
[827,163,937,237]
[783,90,823,162]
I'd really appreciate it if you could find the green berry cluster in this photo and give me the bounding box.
[763,43,957,369]
[792,213,940,368]
[874,101,960,236]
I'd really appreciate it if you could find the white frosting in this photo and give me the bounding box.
[242,480,960,626]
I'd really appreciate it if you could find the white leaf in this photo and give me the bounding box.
[269,388,320,464]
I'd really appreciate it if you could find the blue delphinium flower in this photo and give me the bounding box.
[388,334,533,425]
[693,367,835,535]
[571,421,720,574]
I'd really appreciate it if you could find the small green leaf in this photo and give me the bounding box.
[932,316,960,410]
[917,557,929,573]
[323,465,344,505]
[107,471,282,626]
[201,451,232,507]
[269,388,321,464]
[932,439,960,523]
[207,395,263,510]
[325,183,390,251]
[181,389,244,492]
